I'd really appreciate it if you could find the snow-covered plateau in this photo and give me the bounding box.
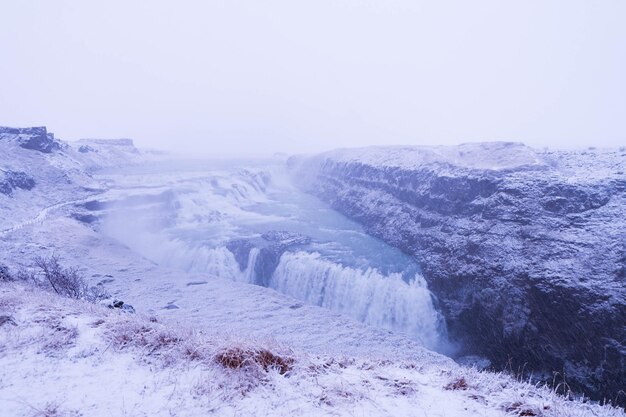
[0,127,624,416]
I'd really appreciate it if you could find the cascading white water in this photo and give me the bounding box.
[123,234,243,281]
[165,245,242,280]
[269,251,446,351]
[243,247,260,283]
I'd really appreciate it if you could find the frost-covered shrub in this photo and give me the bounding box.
[13,257,111,303]
[87,284,111,302]
[34,256,88,299]
[29,256,110,301]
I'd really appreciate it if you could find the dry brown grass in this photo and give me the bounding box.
[215,347,294,375]
[444,376,469,391]
[503,401,542,416]
[40,321,79,354]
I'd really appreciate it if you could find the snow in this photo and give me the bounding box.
[313,142,545,171]
[1,283,622,417]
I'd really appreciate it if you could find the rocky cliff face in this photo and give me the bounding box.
[0,126,60,153]
[288,142,626,404]
[0,125,155,230]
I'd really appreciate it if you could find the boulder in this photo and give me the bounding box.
[0,315,17,327]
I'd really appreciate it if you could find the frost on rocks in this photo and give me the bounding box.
[289,143,626,405]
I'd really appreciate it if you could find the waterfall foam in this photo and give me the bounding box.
[243,247,260,283]
[270,251,446,351]
[149,239,242,281]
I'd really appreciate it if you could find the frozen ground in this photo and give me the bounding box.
[1,282,622,417]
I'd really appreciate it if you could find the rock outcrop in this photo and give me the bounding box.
[289,142,626,404]
[227,231,312,286]
[0,170,35,195]
[0,126,60,153]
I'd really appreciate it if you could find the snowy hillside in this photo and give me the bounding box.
[0,126,166,235]
[2,282,622,417]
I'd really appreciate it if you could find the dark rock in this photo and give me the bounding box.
[253,244,286,286]
[227,231,312,282]
[0,315,17,326]
[0,264,12,281]
[226,239,254,271]
[261,230,311,246]
[0,171,36,196]
[80,200,107,211]
[289,146,626,405]
[0,126,60,153]
[102,299,135,313]
[71,213,99,224]
[186,281,208,286]
[78,145,97,153]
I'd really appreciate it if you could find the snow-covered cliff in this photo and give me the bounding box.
[288,142,626,404]
[0,126,165,232]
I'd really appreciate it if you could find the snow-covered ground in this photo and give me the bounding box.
[303,142,545,171]
[1,282,622,417]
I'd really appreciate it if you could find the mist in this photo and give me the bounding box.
[1,0,625,156]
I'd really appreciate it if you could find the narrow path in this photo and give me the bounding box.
[0,196,101,238]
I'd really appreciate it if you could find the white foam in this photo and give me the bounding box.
[269,251,446,351]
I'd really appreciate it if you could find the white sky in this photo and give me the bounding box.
[1,1,625,156]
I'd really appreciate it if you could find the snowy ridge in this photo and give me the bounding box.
[68,138,167,171]
[0,126,165,232]
[312,142,545,171]
[0,127,103,230]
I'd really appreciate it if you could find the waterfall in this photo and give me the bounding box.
[270,251,446,351]
[243,247,260,283]
[154,240,242,281]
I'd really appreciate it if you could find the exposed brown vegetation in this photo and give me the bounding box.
[504,401,540,416]
[41,322,79,354]
[444,377,468,390]
[215,347,294,375]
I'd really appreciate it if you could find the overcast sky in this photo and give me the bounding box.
[1,1,624,156]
